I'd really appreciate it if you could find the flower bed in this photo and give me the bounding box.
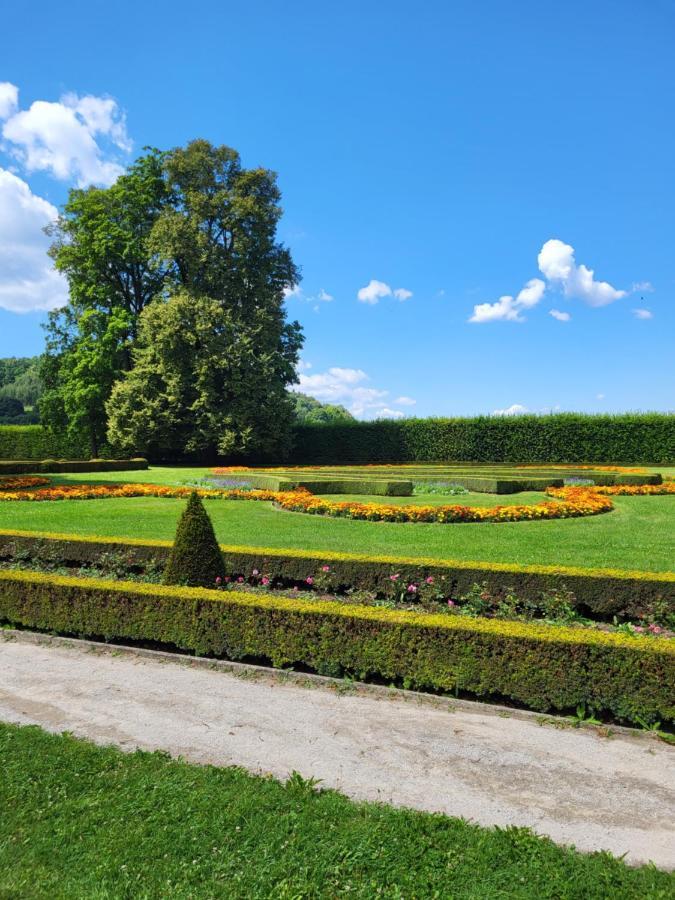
[1,529,672,621]
[0,476,50,491]
[0,480,673,525]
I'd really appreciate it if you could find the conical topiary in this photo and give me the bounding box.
[163,491,225,587]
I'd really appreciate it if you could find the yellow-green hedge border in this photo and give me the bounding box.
[0,528,672,620]
[0,569,672,725]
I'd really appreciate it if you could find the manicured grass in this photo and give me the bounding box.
[0,724,671,898]
[0,466,673,571]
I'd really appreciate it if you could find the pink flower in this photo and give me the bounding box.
[407,584,417,593]
[215,576,222,585]
[390,574,400,581]
[425,576,434,584]
[237,576,244,583]
[634,626,644,633]
[447,600,456,607]
[224,576,231,583]
[252,569,259,576]
[649,624,662,634]
[321,565,330,572]
[306,576,314,585]
[261,576,270,586]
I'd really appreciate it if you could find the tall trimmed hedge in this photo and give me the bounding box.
[0,426,93,460]
[290,413,675,465]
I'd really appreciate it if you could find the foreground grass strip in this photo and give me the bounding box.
[0,724,672,898]
[1,570,672,724]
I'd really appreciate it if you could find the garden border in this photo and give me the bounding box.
[0,568,672,725]
[0,528,672,619]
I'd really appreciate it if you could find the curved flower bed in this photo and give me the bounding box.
[0,480,672,524]
[0,476,50,491]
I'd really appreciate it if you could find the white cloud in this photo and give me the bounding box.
[296,359,312,372]
[2,89,130,187]
[549,309,571,322]
[0,82,19,119]
[357,279,392,304]
[631,281,654,293]
[469,278,545,323]
[393,287,413,301]
[492,404,529,416]
[538,239,626,307]
[0,168,67,312]
[292,366,409,419]
[283,284,303,300]
[395,396,416,406]
[357,279,412,305]
[317,288,333,302]
[597,393,605,400]
[632,308,653,320]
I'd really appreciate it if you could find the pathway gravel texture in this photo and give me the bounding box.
[1,631,673,869]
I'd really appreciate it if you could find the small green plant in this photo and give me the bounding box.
[568,704,601,727]
[413,481,469,496]
[163,492,225,587]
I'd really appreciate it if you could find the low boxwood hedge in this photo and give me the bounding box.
[0,458,148,474]
[0,569,672,725]
[0,529,672,621]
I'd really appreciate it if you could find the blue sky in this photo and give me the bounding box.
[1,0,673,418]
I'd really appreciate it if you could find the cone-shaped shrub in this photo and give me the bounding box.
[163,492,225,587]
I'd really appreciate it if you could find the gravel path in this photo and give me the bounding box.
[1,631,673,868]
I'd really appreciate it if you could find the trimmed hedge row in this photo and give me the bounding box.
[0,570,672,724]
[0,459,148,474]
[290,413,675,465]
[221,473,414,495]
[0,426,95,460]
[1,529,672,620]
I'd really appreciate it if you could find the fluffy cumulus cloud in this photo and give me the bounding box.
[537,239,626,307]
[357,279,412,304]
[470,238,636,323]
[292,366,413,419]
[492,404,529,416]
[1,82,130,187]
[632,308,653,320]
[0,82,19,119]
[549,309,570,322]
[469,278,545,323]
[395,396,416,406]
[0,168,68,312]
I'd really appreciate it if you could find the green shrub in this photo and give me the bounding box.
[0,570,672,724]
[163,492,225,587]
[289,413,675,465]
[0,530,672,621]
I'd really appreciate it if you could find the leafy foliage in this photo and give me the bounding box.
[107,291,299,459]
[292,392,355,425]
[163,491,224,587]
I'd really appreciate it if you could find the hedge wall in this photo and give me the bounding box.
[0,458,148,474]
[1,570,672,724]
[0,426,94,460]
[1,529,672,621]
[289,413,675,465]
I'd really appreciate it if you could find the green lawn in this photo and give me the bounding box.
[0,466,672,571]
[0,724,670,899]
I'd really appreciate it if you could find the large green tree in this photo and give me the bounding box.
[107,291,299,459]
[40,150,169,454]
[43,139,302,459]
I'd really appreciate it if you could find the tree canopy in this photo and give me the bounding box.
[292,392,355,425]
[40,139,303,458]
